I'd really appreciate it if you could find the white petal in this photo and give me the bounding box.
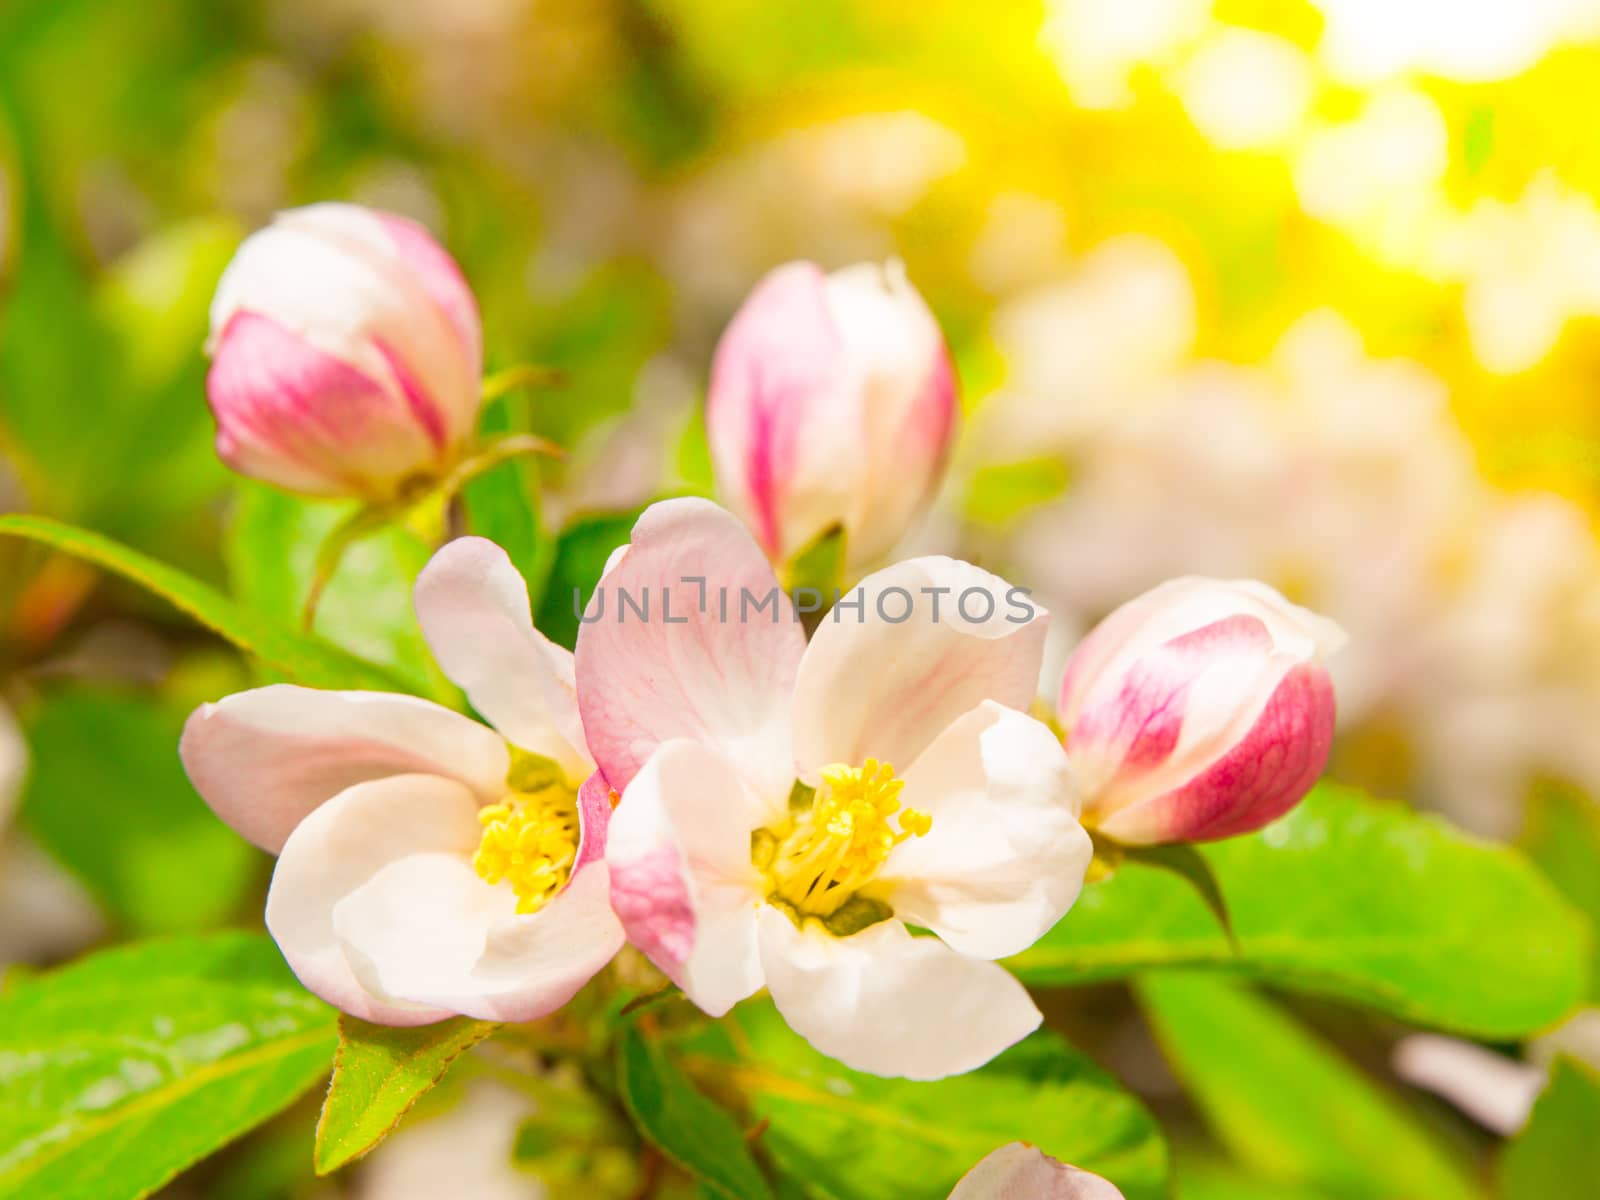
[606,739,771,1016]
[757,908,1041,1080]
[415,536,590,779]
[266,773,479,1024]
[334,853,623,1022]
[792,556,1047,775]
[575,498,803,799]
[880,702,1091,960]
[181,685,509,852]
[949,1143,1127,1199]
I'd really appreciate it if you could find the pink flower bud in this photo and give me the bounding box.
[1057,578,1345,845]
[707,260,958,572]
[206,203,484,499]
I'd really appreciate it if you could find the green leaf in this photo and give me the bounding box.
[463,400,551,608]
[223,484,454,700]
[532,509,642,650]
[0,514,405,692]
[1119,840,1236,949]
[1010,784,1590,1037]
[1498,1058,1600,1199]
[314,1015,499,1175]
[680,1001,1168,1200]
[617,1021,775,1200]
[0,933,338,1200]
[1520,782,1600,1002]
[1176,1157,1337,1200]
[20,686,261,933]
[1139,972,1481,1200]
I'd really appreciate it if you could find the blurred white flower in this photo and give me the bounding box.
[356,1078,545,1200]
[1174,27,1315,151]
[1039,0,1210,109]
[974,235,1196,459]
[1433,173,1600,374]
[986,289,1600,835]
[1312,0,1600,85]
[0,700,24,834]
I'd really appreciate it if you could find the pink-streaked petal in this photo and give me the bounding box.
[334,851,623,1023]
[757,909,1041,1080]
[822,260,958,567]
[211,204,481,452]
[1058,577,1345,731]
[949,1144,1127,1200]
[575,498,803,798]
[1094,660,1335,844]
[791,556,1048,775]
[207,312,442,496]
[573,770,613,873]
[605,739,770,1016]
[180,685,509,853]
[265,773,479,1025]
[415,537,590,778]
[707,262,858,564]
[374,211,484,374]
[880,702,1090,960]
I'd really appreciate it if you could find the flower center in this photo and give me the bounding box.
[756,759,931,923]
[473,766,579,915]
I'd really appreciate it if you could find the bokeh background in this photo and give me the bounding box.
[4,0,1600,1196]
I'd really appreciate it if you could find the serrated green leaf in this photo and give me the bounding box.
[1139,973,1481,1200]
[224,484,454,700]
[0,514,405,692]
[20,686,261,934]
[679,1001,1168,1200]
[1011,784,1589,1037]
[1498,1058,1600,1198]
[314,1014,499,1175]
[0,933,338,1200]
[617,1022,775,1200]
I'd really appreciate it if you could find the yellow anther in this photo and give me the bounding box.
[473,782,579,915]
[761,758,931,919]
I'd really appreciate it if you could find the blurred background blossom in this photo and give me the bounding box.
[5,0,1600,1192]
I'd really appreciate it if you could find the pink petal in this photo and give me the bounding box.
[414,536,590,778]
[949,1144,1127,1199]
[374,211,484,375]
[791,556,1047,775]
[207,311,444,496]
[757,908,1041,1080]
[180,685,509,852]
[1094,659,1335,843]
[574,498,803,799]
[605,738,771,1016]
[707,262,857,564]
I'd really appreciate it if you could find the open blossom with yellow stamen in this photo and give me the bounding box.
[580,499,1092,1080]
[180,538,622,1026]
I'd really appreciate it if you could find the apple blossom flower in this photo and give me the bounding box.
[206,203,484,500]
[577,498,1091,1080]
[707,260,958,575]
[180,537,622,1024]
[948,1143,1125,1199]
[1056,577,1345,845]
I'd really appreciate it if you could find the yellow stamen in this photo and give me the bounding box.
[473,780,579,915]
[761,758,932,919]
